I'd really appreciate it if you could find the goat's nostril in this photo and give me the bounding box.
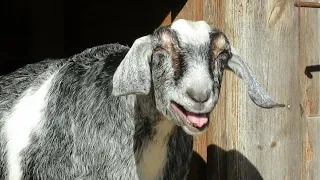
[186,88,211,103]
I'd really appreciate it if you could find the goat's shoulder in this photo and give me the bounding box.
[0,59,64,116]
[0,43,129,119]
[0,43,129,101]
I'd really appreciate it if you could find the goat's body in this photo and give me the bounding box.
[0,44,193,180]
[0,18,284,180]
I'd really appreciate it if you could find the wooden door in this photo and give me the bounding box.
[165,0,320,179]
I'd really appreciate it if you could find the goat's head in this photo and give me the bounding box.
[112,19,284,135]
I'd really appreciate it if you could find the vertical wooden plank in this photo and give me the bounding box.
[299,0,320,118]
[203,0,228,179]
[223,0,301,179]
[174,0,203,21]
[206,82,228,180]
[302,118,320,180]
[160,12,172,26]
[299,1,320,179]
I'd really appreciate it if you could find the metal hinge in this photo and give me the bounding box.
[295,1,320,8]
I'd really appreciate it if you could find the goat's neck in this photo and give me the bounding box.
[135,93,173,126]
[134,94,175,179]
[134,92,175,141]
[135,93,158,122]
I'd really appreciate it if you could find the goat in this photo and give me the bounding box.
[0,19,284,180]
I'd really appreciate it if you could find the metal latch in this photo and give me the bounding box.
[295,2,320,8]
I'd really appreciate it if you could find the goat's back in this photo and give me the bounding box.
[0,43,130,180]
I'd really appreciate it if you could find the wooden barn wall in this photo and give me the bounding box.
[299,1,320,179]
[162,0,320,179]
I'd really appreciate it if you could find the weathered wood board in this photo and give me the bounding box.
[158,0,320,179]
[299,1,320,179]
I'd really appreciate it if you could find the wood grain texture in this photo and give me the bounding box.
[299,1,320,179]
[302,118,320,180]
[222,0,301,179]
[159,0,320,179]
[299,1,320,117]
[174,0,203,21]
[160,12,172,26]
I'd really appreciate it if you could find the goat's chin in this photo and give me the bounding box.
[170,101,210,135]
[182,125,209,135]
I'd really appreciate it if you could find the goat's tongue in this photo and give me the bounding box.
[185,111,208,128]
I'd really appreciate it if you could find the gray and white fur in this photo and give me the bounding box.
[0,19,284,180]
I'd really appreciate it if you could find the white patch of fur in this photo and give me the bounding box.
[184,63,213,92]
[171,19,211,45]
[138,119,174,180]
[5,74,56,180]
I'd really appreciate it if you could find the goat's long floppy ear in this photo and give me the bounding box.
[112,35,152,96]
[227,47,285,108]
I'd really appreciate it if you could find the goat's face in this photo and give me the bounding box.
[150,20,231,135]
[112,19,284,136]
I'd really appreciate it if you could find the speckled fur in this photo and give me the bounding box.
[0,41,194,180]
[0,19,282,180]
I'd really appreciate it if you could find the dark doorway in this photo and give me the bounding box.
[0,0,187,75]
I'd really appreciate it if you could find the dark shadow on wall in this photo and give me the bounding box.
[187,145,263,180]
[187,151,207,180]
[0,0,187,75]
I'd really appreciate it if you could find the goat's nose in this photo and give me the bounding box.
[186,88,211,103]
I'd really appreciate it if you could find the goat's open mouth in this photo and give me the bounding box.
[170,102,210,132]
